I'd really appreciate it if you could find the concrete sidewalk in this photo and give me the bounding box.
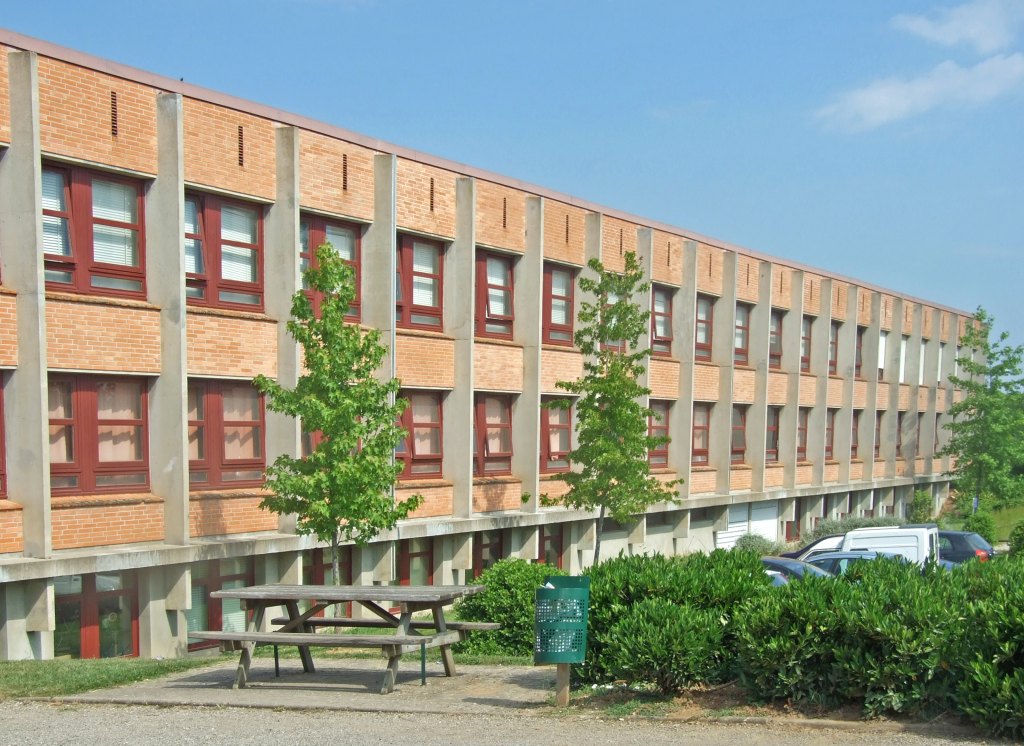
[60,655,559,715]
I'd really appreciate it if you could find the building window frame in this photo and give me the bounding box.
[184,192,264,310]
[472,529,504,579]
[475,250,515,339]
[765,406,781,463]
[396,234,444,330]
[300,214,361,321]
[186,558,254,651]
[538,524,564,569]
[651,285,673,356]
[855,326,866,378]
[648,399,670,467]
[0,383,6,497]
[694,294,714,361]
[543,263,575,345]
[769,310,784,369]
[828,321,841,375]
[800,316,813,372]
[473,394,513,477]
[731,405,747,464]
[54,571,139,659]
[797,407,810,461]
[397,537,434,586]
[187,380,265,490]
[396,390,444,479]
[851,410,861,459]
[540,397,571,473]
[875,411,883,458]
[692,402,711,465]
[734,303,752,365]
[825,408,837,460]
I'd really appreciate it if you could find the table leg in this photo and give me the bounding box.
[381,645,400,694]
[233,603,265,689]
[284,600,315,673]
[432,606,456,677]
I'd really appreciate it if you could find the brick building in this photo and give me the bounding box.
[0,29,968,660]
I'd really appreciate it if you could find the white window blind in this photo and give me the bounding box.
[184,197,204,275]
[41,170,71,256]
[220,204,257,244]
[221,246,256,283]
[412,242,438,306]
[325,224,355,261]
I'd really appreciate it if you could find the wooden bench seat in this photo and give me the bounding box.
[270,616,501,632]
[188,630,430,648]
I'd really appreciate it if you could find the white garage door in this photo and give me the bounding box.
[750,500,779,541]
[714,504,750,549]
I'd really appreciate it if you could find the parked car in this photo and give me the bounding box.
[764,569,789,586]
[840,524,939,566]
[780,534,844,562]
[804,550,903,575]
[938,530,997,563]
[761,556,834,580]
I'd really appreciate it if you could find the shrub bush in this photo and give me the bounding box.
[606,599,724,694]
[1009,521,1024,557]
[732,533,786,556]
[909,489,934,523]
[962,511,996,544]
[453,558,566,655]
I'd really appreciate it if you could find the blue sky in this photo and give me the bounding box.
[5,0,1023,347]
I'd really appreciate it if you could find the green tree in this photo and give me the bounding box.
[254,243,421,582]
[547,252,681,565]
[941,307,1024,510]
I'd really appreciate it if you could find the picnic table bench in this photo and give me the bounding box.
[192,584,493,694]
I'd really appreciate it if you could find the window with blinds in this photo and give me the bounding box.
[396,234,443,329]
[185,193,264,310]
[300,215,362,320]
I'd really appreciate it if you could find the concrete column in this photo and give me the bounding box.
[138,565,188,659]
[809,279,833,486]
[747,261,773,493]
[677,240,698,498]
[0,51,50,558]
[907,305,925,476]
[635,228,654,392]
[516,196,544,512]
[0,579,52,660]
[147,92,189,545]
[264,125,302,534]
[835,287,860,483]
[449,177,476,518]
[865,292,883,474]
[712,252,738,494]
[782,271,805,489]
[888,298,906,476]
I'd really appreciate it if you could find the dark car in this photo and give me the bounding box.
[779,534,844,562]
[762,556,834,580]
[938,530,996,563]
[804,550,902,575]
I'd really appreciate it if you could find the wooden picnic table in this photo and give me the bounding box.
[189,583,491,694]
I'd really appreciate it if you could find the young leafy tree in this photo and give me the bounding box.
[940,307,1024,510]
[254,243,421,582]
[547,251,682,565]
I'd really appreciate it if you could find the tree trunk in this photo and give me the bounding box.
[592,505,606,567]
[332,527,341,586]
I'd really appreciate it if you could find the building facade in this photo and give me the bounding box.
[0,29,969,660]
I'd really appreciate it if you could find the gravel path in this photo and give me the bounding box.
[0,701,996,746]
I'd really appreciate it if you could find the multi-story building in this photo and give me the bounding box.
[0,29,969,660]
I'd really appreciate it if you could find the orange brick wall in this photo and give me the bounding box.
[824,463,840,483]
[0,292,17,367]
[51,494,164,549]
[396,159,456,239]
[473,479,523,513]
[853,380,868,409]
[803,274,823,316]
[648,358,679,400]
[772,266,795,309]
[473,341,524,392]
[799,374,817,406]
[736,255,760,303]
[538,476,570,500]
[395,332,455,388]
[541,348,583,393]
[850,461,863,481]
[688,468,717,494]
[0,45,10,143]
[922,307,935,339]
[693,363,720,402]
[936,388,946,411]
[476,181,527,252]
[189,491,278,537]
[880,295,895,331]
[47,297,160,372]
[895,459,908,478]
[765,465,784,488]
[183,98,275,200]
[730,466,752,491]
[542,201,586,265]
[831,282,848,322]
[37,58,157,174]
[902,303,915,335]
[651,231,684,285]
[827,377,843,407]
[600,216,636,273]
[857,289,872,326]
[877,383,891,410]
[186,310,277,378]
[796,464,813,485]
[399,483,454,519]
[695,244,725,295]
[898,384,911,411]
[298,130,375,222]
[732,368,755,404]
[918,388,929,412]
[767,372,788,405]
[0,500,24,554]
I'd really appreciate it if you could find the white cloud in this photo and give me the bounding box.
[892,0,1024,54]
[815,53,1024,131]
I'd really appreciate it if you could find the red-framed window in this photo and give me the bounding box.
[695,295,714,361]
[797,407,810,461]
[896,411,905,455]
[825,409,837,460]
[734,303,751,365]
[188,380,265,489]
[828,321,841,375]
[540,397,571,473]
[855,327,866,378]
[538,524,564,569]
[0,382,6,497]
[878,331,889,381]
[851,410,861,459]
[473,394,513,476]
[396,234,444,329]
[184,193,264,310]
[692,402,710,465]
[42,165,146,298]
[302,547,353,617]
[648,400,670,467]
[917,413,926,457]
[800,316,813,372]
[54,571,138,659]
[472,529,504,579]
[601,289,626,353]
[300,215,361,321]
[731,405,747,464]
[396,390,443,479]
[651,285,673,356]
[543,263,575,345]
[48,376,149,495]
[397,537,433,586]
[186,558,254,650]
[765,406,781,463]
[769,310,784,369]
[475,251,515,338]
[875,411,883,458]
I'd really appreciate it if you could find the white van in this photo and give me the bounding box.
[839,524,939,566]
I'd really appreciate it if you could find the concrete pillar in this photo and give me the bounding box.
[147,92,190,545]
[0,579,51,660]
[864,292,884,474]
[748,261,773,493]
[264,125,302,533]
[782,271,805,489]
[0,50,51,558]
[138,565,188,659]
[450,177,476,518]
[635,228,654,393]
[677,240,698,498]
[517,196,544,512]
[835,287,860,484]
[712,252,738,494]
[907,305,925,476]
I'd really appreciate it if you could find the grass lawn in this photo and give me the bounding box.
[0,656,225,700]
[992,503,1024,542]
